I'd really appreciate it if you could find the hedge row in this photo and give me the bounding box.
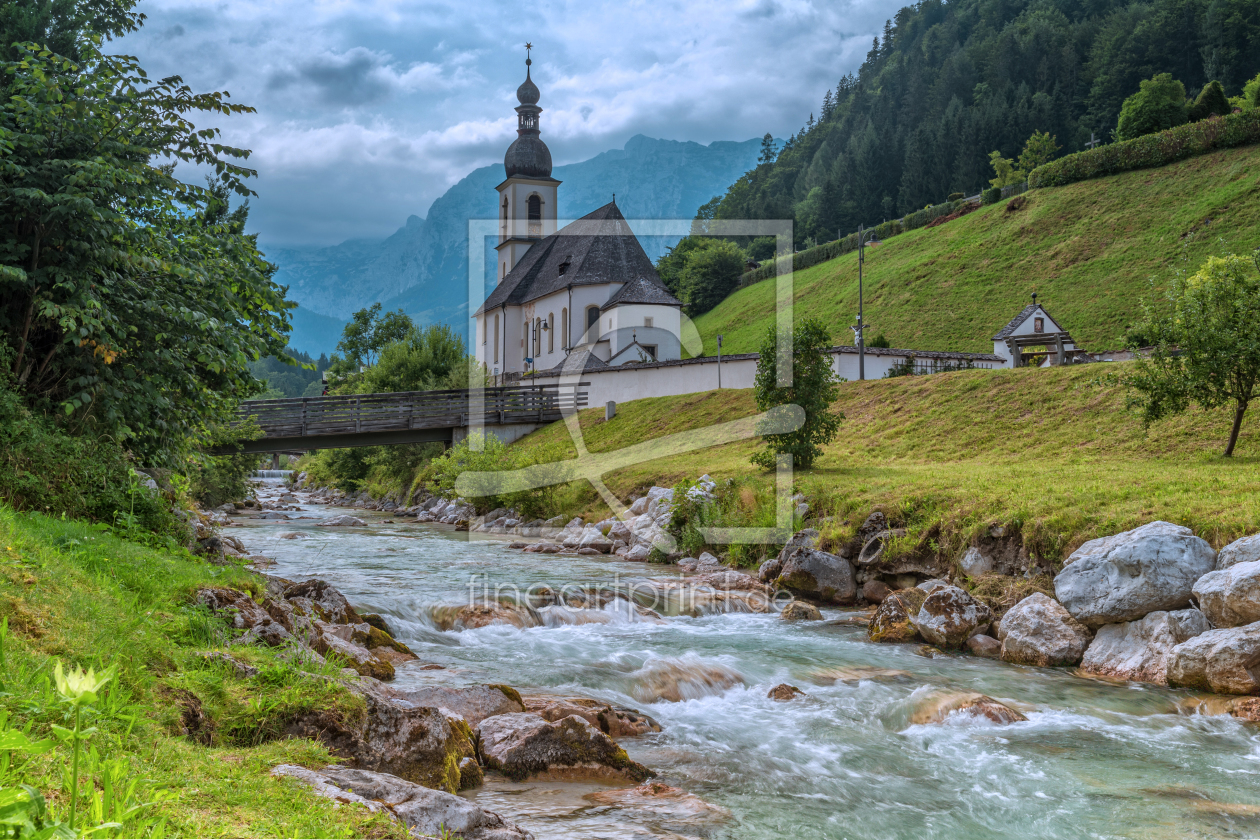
[1028,110,1260,188]
[737,198,966,288]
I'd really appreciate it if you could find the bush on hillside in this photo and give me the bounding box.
[1029,110,1260,188]
[0,379,186,537]
[1189,80,1230,122]
[1116,73,1189,141]
[981,187,1002,205]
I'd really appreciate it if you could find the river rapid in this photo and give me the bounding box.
[236,482,1260,839]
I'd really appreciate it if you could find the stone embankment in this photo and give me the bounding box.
[195,569,677,833]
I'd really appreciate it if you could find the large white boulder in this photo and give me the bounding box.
[1217,533,1260,570]
[1053,521,1216,628]
[1193,559,1260,628]
[1079,608,1210,684]
[774,540,855,605]
[909,585,992,648]
[1167,621,1260,695]
[998,592,1092,667]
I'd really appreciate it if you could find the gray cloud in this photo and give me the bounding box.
[118,0,903,249]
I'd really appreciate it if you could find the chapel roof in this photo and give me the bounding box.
[601,274,682,310]
[477,202,669,313]
[992,303,1069,340]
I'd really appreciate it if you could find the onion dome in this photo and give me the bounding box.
[517,61,540,105]
[504,50,552,178]
[504,135,553,178]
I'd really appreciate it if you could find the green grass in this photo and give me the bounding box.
[0,509,404,839]
[509,364,1260,563]
[692,144,1260,355]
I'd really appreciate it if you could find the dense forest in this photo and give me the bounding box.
[709,0,1260,248]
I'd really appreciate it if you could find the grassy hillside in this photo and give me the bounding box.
[0,510,401,838]
[511,364,1260,563]
[692,144,1260,355]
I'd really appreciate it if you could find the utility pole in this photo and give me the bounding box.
[716,335,723,388]
[851,224,879,381]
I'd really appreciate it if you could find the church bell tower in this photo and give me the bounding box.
[496,44,561,281]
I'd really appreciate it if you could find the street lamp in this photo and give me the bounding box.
[850,224,880,380]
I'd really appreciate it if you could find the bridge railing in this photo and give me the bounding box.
[236,383,589,439]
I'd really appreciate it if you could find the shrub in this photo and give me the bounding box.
[1116,73,1188,141]
[420,433,575,518]
[1029,110,1260,188]
[1189,80,1230,122]
[981,187,1002,205]
[0,379,185,537]
[947,192,964,201]
[751,317,841,470]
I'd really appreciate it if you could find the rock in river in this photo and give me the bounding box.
[781,601,823,621]
[1053,521,1216,628]
[909,585,992,648]
[285,677,477,793]
[1079,608,1210,685]
[475,712,654,783]
[629,657,744,703]
[1193,560,1260,628]
[773,530,856,604]
[1166,621,1260,695]
[998,593,1092,667]
[315,514,367,527]
[522,696,661,738]
[273,764,533,840]
[396,684,524,727]
[867,588,927,643]
[906,690,1027,726]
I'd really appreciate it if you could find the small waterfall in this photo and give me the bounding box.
[252,469,294,479]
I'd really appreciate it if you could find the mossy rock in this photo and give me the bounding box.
[867,588,926,643]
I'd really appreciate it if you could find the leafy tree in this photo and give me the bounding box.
[751,317,841,470]
[332,304,413,370]
[0,0,140,61]
[1249,73,1260,108]
[654,236,710,296]
[674,240,746,316]
[0,39,290,464]
[1189,80,1231,121]
[355,323,468,394]
[1017,131,1061,173]
[690,195,721,235]
[987,151,1025,188]
[1123,254,1260,457]
[1116,73,1189,141]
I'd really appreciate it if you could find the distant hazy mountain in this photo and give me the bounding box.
[270,134,762,354]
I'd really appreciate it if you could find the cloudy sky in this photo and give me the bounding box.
[116,0,901,250]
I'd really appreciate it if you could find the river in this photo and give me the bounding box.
[236,482,1260,839]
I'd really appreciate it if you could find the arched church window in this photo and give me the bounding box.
[586,305,599,335]
[547,313,554,353]
[561,308,568,350]
[527,195,542,220]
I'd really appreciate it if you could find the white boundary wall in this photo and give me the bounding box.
[528,346,1005,408]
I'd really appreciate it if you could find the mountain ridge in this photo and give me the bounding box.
[272,134,763,354]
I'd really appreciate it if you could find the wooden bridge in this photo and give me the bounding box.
[214,383,588,454]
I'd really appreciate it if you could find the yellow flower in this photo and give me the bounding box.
[53,661,113,707]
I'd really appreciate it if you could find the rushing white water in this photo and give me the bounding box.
[251,469,294,479]
[236,487,1260,839]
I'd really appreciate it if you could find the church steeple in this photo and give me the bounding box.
[504,44,552,179]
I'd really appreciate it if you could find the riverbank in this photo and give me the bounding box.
[0,506,405,838]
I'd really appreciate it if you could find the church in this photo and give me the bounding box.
[474,52,685,378]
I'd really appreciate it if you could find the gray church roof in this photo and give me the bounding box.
[992,303,1069,340]
[477,202,669,314]
[601,274,682,310]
